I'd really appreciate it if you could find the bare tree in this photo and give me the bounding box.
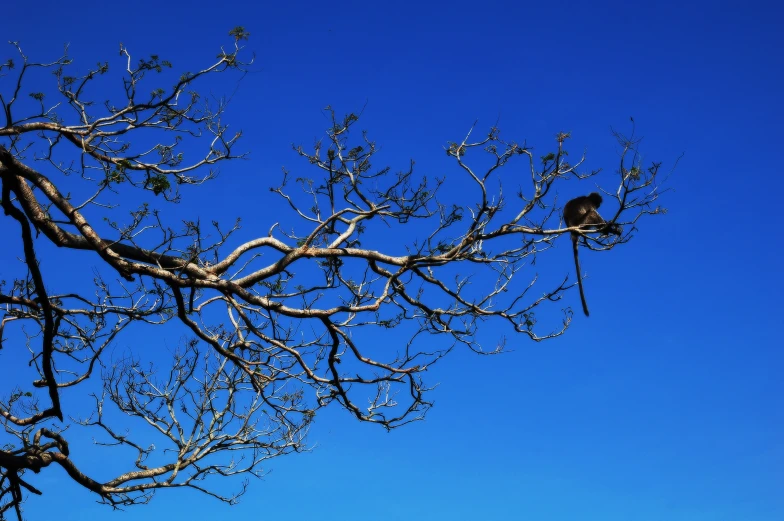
[0,28,667,519]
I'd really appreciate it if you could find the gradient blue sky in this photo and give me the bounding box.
[3,0,783,520]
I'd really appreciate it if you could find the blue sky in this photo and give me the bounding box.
[2,0,783,520]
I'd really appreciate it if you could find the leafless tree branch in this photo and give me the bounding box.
[0,30,667,519]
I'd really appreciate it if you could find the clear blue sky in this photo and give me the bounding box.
[3,0,783,520]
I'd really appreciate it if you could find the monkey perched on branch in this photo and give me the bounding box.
[563,193,621,317]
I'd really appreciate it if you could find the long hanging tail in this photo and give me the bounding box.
[572,235,590,317]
